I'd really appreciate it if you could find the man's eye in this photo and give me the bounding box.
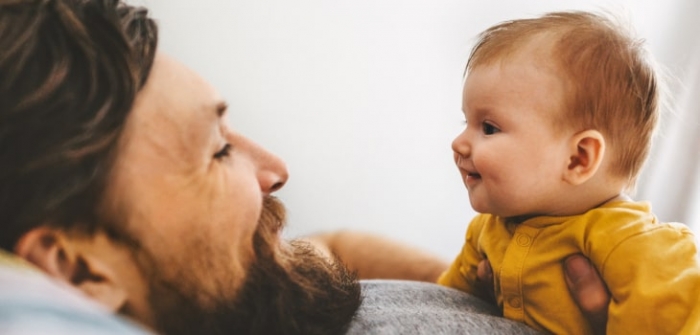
[214,143,232,159]
[482,122,500,135]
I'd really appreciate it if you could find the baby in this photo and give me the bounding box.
[438,11,700,334]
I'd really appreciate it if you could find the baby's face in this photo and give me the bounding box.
[452,54,574,218]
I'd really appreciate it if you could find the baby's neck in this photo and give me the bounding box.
[603,193,632,204]
[505,184,629,224]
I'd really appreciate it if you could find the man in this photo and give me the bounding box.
[0,0,610,334]
[1,0,362,333]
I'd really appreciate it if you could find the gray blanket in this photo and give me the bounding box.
[349,280,541,334]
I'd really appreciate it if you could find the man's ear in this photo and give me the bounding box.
[563,129,606,185]
[14,227,128,311]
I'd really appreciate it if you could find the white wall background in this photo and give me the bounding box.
[139,0,699,260]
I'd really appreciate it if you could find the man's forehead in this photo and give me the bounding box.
[140,53,222,114]
[126,53,226,133]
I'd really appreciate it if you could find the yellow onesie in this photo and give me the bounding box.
[438,201,700,334]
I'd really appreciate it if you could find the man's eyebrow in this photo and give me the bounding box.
[216,101,228,118]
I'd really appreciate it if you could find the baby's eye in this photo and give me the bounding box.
[482,122,500,135]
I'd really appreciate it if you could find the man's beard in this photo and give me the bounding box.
[128,197,362,335]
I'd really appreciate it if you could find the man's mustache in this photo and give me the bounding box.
[258,195,287,237]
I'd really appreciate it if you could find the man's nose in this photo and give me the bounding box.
[236,134,289,195]
[256,150,288,195]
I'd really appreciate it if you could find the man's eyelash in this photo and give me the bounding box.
[214,143,232,159]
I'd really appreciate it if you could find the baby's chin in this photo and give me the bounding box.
[467,198,491,214]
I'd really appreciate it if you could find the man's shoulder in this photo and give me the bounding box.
[347,280,541,335]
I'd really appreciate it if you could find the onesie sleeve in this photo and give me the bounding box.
[437,216,487,297]
[600,225,700,335]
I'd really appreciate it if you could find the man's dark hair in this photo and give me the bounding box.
[0,0,158,250]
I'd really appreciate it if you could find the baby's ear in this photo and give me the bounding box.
[563,130,605,185]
